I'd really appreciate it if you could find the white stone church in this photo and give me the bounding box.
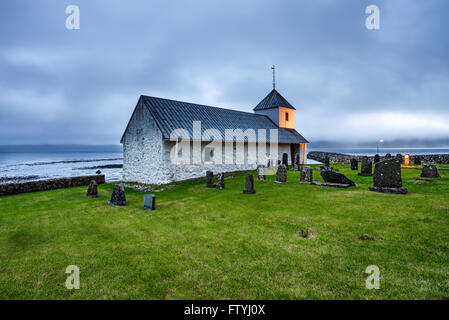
[120,88,309,184]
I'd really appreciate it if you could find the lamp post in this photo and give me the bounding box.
[377,139,384,154]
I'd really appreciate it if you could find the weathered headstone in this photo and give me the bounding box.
[358,156,373,176]
[396,153,403,164]
[243,173,256,194]
[300,166,313,183]
[420,164,441,178]
[324,156,330,167]
[350,158,358,171]
[257,165,266,181]
[414,156,422,165]
[282,153,289,170]
[292,153,300,171]
[321,170,356,187]
[109,184,127,206]
[86,180,98,198]
[217,172,225,189]
[369,158,407,194]
[206,171,216,188]
[385,153,392,159]
[374,154,380,164]
[143,194,155,210]
[276,164,288,183]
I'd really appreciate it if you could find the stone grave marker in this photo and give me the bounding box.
[243,173,256,194]
[358,156,373,176]
[350,158,358,171]
[86,180,98,198]
[206,171,216,188]
[143,194,156,210]
[282,153,289,170]
[276,164,287,183]
[217,172,225,189]
[109,184,127,206]
[292,153,300,171]
[257,165,266,181]
[321,170,356,187]
[374,154,380,164]
[369,158,408,194]
[420,164,441,178]
[300,166,313,183]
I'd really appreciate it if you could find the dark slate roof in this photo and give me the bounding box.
[253,89,296,111]
[121,95,308,144]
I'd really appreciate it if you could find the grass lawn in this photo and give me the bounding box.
[0,164,448,299]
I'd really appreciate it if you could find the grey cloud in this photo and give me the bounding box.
[0,0,448,144]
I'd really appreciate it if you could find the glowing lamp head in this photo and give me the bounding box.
[404,154,410,166]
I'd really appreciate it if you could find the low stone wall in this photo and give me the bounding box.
[308,151,449,164]
[0,175,106,197]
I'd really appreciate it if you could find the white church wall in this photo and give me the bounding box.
[122,101,171,184]
[161,140,261,183]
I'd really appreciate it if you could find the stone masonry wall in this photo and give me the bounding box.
[0,175,105,197]
[308,151,449,164]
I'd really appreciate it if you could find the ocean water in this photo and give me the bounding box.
[1,145,449,183]
[0,145,123,183]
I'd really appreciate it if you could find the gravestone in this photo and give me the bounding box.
[350,158,358,171]
[358,156,373,176]
[414,156,422,165]
[243,173,256,194]
[396,153,403,164]
[385,153,392,159]
[292,153,300,171]
[217,172,225,189]
[143,194,155,210]
[420,164,441,178]
[374,154,380,164]
[109,184,127,206]
[282,153,289,170]
[321,170,356,187]
[276,164,287,183]
[300,166,313,183]
[86,180,98,198]
[206,171,216,188]
[369,158,408,194]
[324,156,330,167]
[257,165,266,181]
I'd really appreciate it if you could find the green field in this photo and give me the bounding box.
[0,164,448,299]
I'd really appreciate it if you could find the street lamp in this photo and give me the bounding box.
[377,139,384,154]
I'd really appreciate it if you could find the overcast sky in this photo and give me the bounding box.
[1,0,448,145]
